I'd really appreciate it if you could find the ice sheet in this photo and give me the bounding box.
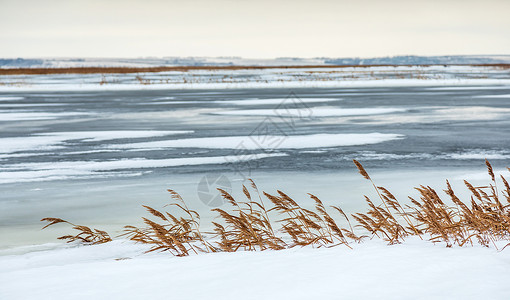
[214,98,342,105]
[213,107,406,117]
[0,103,68,107]
[0,96,24,101]
[0,131,193,154]
[475,94,510,98]
[112,133,403,150]
[427,86,510,90]
[0,112,88,121]
[0,153,286,184]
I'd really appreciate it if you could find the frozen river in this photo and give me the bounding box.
[1,78,510,248]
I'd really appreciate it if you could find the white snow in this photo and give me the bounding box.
[35,131,194,142]
[1,238,509,300]
[144,101,209,105]
[0,135,73,153]
[357,106,510,125]
[111,133,404,151]
[142,98,342,106]
[0,112,88,121]
[475,94,510,98]
[346,152,434,160]
[341,150,510,161]
[0,153,286,184]
[0,103,68,107]
[214,107,406,117]
[427,86,510,90]
[0,131,192,154]
[0,96,24,101]
[1,79,510,92]
[1,65,509,92]
[214,98,342,105]
[447,150,510,160]
[153,96,175,100]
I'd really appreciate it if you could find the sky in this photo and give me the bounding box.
[1,0,509,59]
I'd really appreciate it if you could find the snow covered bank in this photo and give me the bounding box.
[1,79,510,92]
[1,238,509,300]
[0,65,509,91]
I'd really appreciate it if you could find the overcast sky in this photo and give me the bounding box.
[1,0,509,58]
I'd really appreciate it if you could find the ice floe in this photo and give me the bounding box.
[0,153,286,184]
[0,96,24,101]
[213,107,406,117]
[474,94,510,98]
[0,112,88,121]
[213,98,342,105]
[112,133,404,151]
[0,131,193,154]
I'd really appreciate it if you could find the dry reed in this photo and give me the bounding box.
[40,218,111,245]
[3,64,509,76]
[42,160,510,255]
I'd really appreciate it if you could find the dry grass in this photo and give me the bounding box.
[3,64,509,75]
[42,160,510,255]
[40,218,111,245]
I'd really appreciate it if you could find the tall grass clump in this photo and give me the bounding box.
[42,160,510,256]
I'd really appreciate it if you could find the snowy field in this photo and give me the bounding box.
[1,238,510,300]
[1,65,510,299]
[1,65,510,91]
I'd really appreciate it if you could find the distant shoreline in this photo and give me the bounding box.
[1,64,509,75]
